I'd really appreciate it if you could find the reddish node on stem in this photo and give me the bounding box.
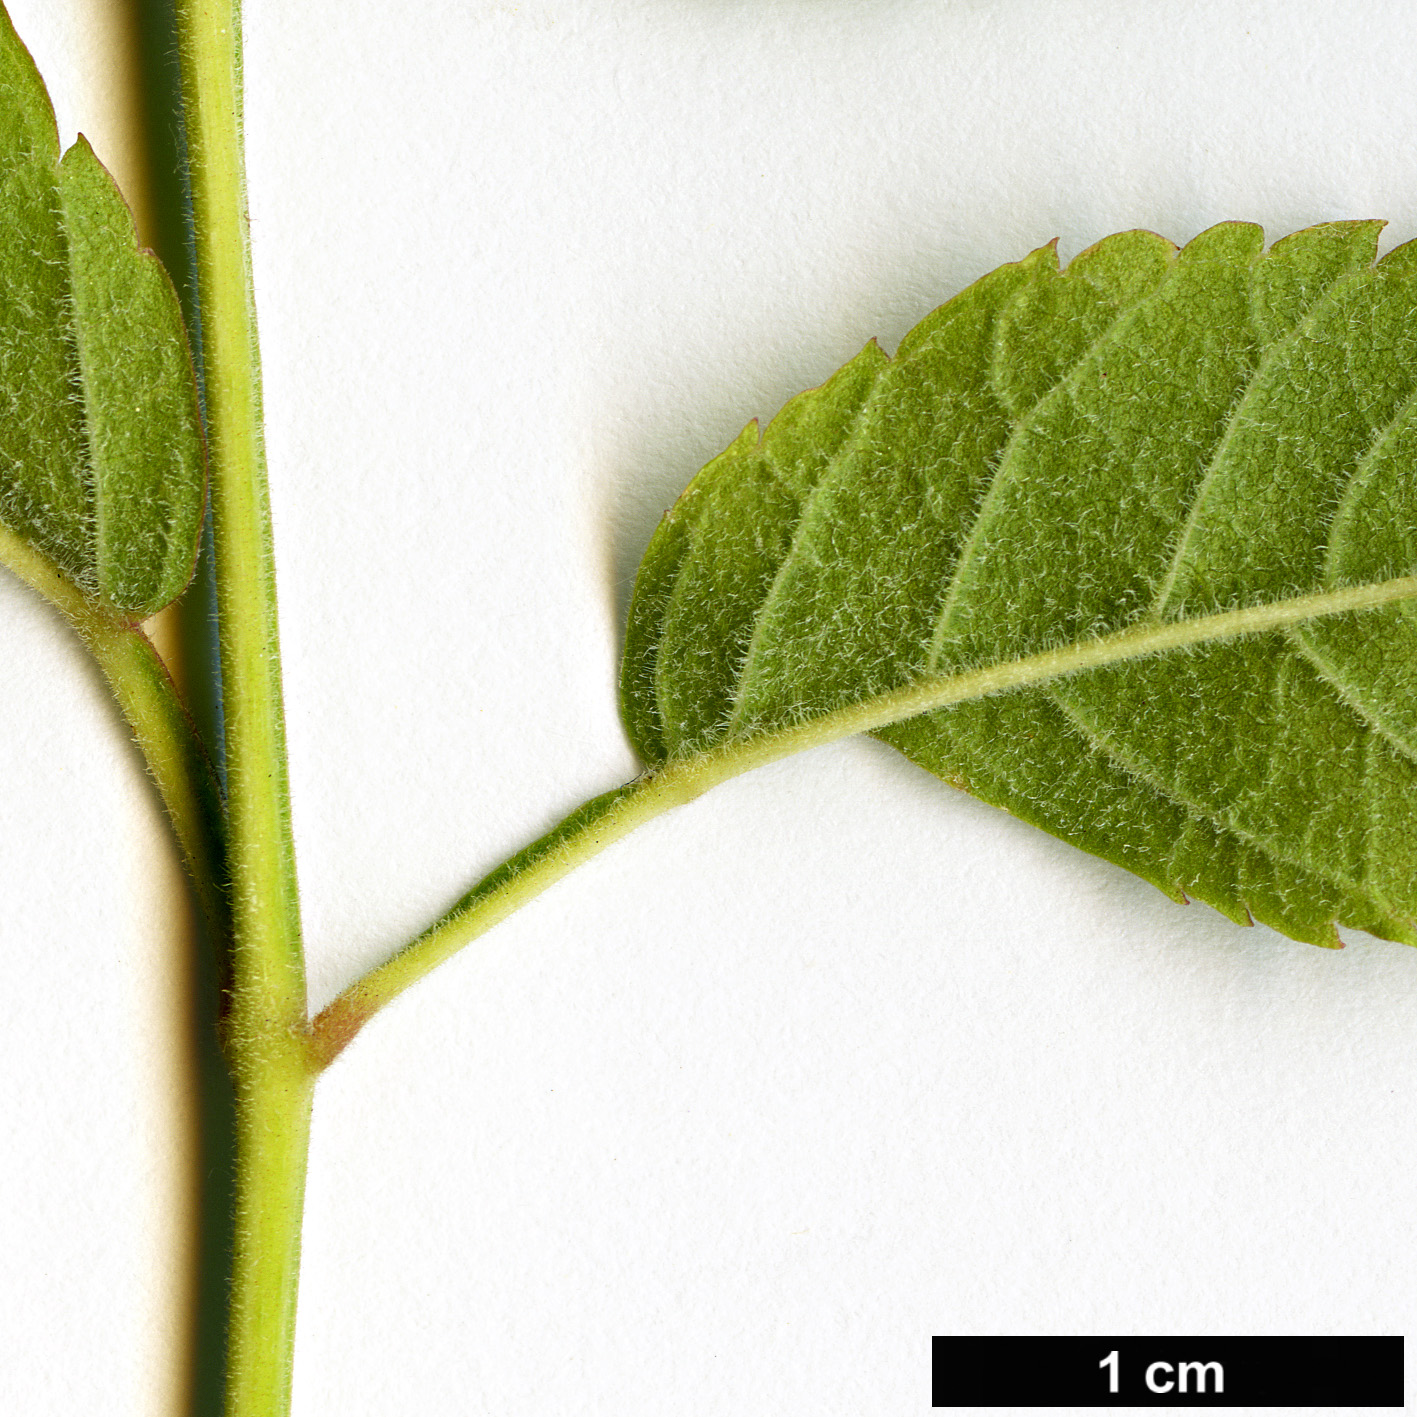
[308,992,376,1070]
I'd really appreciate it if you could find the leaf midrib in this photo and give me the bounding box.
[674,574,1417,788]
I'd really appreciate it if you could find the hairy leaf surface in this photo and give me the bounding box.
[0,9,203,616]
[622,222,1417,948]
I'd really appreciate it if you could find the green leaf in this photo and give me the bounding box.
[621,220,1417,949]
[0,9,203,617]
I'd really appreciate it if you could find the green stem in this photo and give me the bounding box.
[0,523,228,944]
[173,2,309,1412]
[311,569,1417,1063]
[309,779,689,1065]
[226,1039,317,1417]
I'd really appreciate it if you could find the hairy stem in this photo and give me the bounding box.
[309,780,690,1065]
[0,523,228,943]
[313,571,1417,1062]
[226,1038,318,1417]
[174,2,309,1412]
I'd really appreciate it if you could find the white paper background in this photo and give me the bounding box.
[4,0,1417,1412]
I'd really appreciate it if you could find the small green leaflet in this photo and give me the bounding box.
[622,221,1417,949]
[0,9,202,617]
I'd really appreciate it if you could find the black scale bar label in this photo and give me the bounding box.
[932,1336,1403,1407]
